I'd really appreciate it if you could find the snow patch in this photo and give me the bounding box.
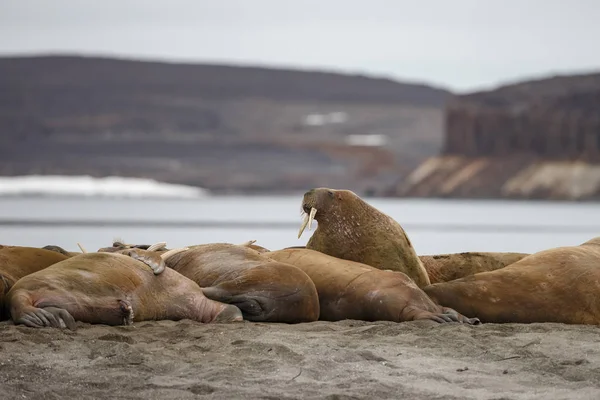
[0,175,209,199]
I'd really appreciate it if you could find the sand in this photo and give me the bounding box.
[1,319,600,400]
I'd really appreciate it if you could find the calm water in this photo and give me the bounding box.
[0,196,599,255]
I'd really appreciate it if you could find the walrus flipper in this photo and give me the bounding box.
[15,306,77,330]
[201,286,265,321]
[408,306,481,325]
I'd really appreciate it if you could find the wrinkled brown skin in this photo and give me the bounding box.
[0,245,70,319]
[282,245,528,283]
[301,188,431,288]
[421,252,530,284]
[7,251,243,330]
[266,248,480,325]
[423,237,600,324]
[163,243,320,323]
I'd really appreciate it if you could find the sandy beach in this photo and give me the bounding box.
[1,319,599,400]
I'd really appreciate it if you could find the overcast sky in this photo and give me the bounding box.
[1,0,599,92]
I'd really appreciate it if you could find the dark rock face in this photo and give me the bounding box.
[0,55,449,195]
[392,73,600,200]
[444,73,600,159]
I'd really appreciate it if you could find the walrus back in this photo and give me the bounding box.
[165,243,271,287]
[0,246,69,283]
[8,253,148,298]
[420,252,530,284]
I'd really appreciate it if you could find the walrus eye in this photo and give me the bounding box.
[327,190,334,198]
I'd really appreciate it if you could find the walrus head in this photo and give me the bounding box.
[95,242,188,275]
[298,188,356,238]
[97,239,169,253]
[42,245,72,256]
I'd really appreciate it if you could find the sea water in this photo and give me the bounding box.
[0,196,598,255]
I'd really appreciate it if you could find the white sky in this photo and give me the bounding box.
[1,0,599,93]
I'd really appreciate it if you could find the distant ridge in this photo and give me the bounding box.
[0,54,450,195]
[0,54,450,105]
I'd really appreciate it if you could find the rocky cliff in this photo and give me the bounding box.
[0,55,449,195]
[392,72,600,200]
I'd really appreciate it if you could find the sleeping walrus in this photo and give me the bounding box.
[423,237,600,324]
[7,246,243,329]
[266,247,480,325]
[0,245,70,319]
[100,241,321,323]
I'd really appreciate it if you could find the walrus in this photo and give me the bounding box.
[297,188,431,288]
[100,239,272,254]
[423,237,600,324]
[278,245,529,284]
[7,247,243,329]
[265,248,480,325]
[150,243,320,323]
[0,245,70,319]
[420,252,530,283]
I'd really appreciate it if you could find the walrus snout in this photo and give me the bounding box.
[298,206,318,238]
[299,188,340,239]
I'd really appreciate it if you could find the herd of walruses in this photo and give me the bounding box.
[2,187,600,330]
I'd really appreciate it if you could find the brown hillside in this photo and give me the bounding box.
[0,55,450,194]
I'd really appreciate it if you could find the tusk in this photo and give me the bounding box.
[160,247,188,260]
[308,207,317,231]
[77,242,88,253]
[297,207,317,239]
[298,213,309,239]
[147,242,168,251]
[239,240,257,247]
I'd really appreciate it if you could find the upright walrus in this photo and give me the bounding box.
[298,188,430,288]
[0,245,70,319]
[158,243,320,323]
[423,237,600,324]
[7,247,243,329]
[266,248,479,324]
